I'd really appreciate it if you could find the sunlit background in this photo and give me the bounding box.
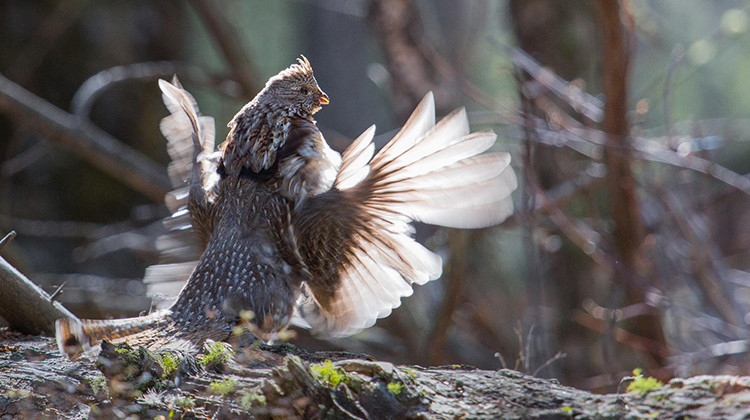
[3,0,750,392]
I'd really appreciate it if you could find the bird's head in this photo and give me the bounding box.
[260,56,329,116]
[222,56,335,178]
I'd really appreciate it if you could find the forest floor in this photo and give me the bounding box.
[3,329,750,419]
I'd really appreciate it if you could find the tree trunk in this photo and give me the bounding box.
[594,0,665,361]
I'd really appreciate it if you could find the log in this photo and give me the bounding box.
[0,254,78,336]
[2,332,750,419]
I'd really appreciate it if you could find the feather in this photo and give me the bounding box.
[336,125,376,190]
[370,92,435,167]
[142,78,220,306]
[295,92,517,337]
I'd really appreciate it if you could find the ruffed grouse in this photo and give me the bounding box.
[56,56,517,358]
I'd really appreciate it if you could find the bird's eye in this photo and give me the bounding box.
[299,86,309,95]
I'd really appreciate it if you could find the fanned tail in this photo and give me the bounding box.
[55,311,170,359]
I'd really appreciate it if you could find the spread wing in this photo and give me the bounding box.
[293,92,517,336]
[144,78,219,309]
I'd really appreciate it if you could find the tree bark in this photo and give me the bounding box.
[2,332,750,419]
[0,255,78,336]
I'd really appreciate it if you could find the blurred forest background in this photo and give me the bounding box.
[2,0,750,393]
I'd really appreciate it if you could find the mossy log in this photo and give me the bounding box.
[2,330,750,419]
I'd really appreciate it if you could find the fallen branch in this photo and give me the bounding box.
[0,252,78,336]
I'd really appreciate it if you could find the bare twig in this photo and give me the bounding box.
[0,231,16,251]
[0,138,49,177]
[0,255,79,335]
[533,351,566,377]
[573,310,671,359]
[49,281,67,302]
[513,102,750,198]
[494,351,508,370]
[501,42,604,123]
[0,73,171,202]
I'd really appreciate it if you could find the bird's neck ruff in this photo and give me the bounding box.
[222,100,313,177]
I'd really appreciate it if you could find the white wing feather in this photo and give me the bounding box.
[295,92,517,336]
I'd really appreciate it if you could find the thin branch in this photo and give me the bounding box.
[0,72,171,202]
[662,45,685,141]
[657,189,744,326]
[72,61,242,119]
[0,213,105,238]
[49,281,67,302]
[0,231,16,251]
[501,42,604,123]
[573,310,671,358]
[513,106,750,199]
[533,351,566,377]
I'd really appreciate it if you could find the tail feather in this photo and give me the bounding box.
[55,311,169,359]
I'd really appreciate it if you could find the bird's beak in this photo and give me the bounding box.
[317,92,330,106]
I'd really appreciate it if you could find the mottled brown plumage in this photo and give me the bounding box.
[56,56,517,358]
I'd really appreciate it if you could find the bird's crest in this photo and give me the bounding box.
[267,55,315,86]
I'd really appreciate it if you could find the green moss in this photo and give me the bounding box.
[387,382,404,395]
[114,346,131,354]
[199,341,234,367]
[7,388,30,399]
[113,344,142,366]
[86,373,109,398]
[209,378,237,395]
[158,352,180,378]
[627,368,664,394]
[239,390,267,409]
[174,396,195,409]
[403,368,417,378]
[310,360,347,387]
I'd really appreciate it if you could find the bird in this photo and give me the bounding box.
[55,56,517,358]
